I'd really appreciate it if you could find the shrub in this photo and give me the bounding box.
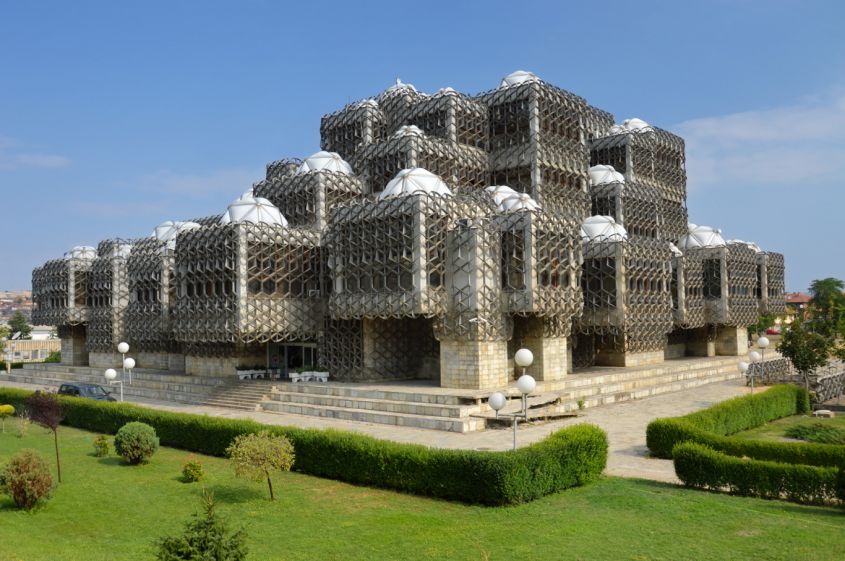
[114,422,159,465]
[0,449,54,509]
[673,442,840,505]
[0,386,609,505]
[155,490,247,561]
[93,435,110,457]
[784,422,845,445]
[44,351,61,363]
[0,404,14,432]
[181,455,205,483]
[226,431,294,500]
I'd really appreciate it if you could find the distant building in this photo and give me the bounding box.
[784,292,812,321]
[2,338,60,363]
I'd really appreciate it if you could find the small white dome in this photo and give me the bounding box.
[153,221,201,250]
[499,70,540,88]
[296,151,354,175]
[728,239,763,253]
[392,125,425,139]
[435,87,457,96]
[589,165,625,186]
[581,216,628,242]
[485,185,519,206]
[378,168,453,200]
[678,225,726,250]
[111,244,133,259]
[220,193,288,226]
[499,193,540,213]
[354,98,378,109]
[380,78,418,98]
[610,118,653,134]
[668,242,683,257]
[63,246,97,261]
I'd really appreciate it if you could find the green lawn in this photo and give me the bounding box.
[1,426,844,561]
[732,413,845,442]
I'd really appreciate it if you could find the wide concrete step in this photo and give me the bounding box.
[268,390,474,418]
[261,400,483,432]
[275,382,477,406]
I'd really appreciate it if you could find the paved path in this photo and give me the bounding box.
[0,376,750,483]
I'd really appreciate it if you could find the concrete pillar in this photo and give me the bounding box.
[521,333,568,382]
[686,327,716,357]
[60,325,89,366]
[594,349,664,367]
[715,326,748,356]
[439,339,508,390]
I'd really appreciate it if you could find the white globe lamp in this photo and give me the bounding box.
[748,350,762,363]
[104,368,117,381]
[757,336,770,349]
[516,374,536,396]
[488,392,507,417]
[123,357,135,370]
[117,342,129,354]
[514,348,534,369]
[737,361,749,374]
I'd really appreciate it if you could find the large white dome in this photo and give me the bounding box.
[220,193,288,226]
[63,245,97,261]
[499,70,540,88]
[392,125,425,139]
[581,216,628,242]
[678,224,726,250]
[485,185,519,206]
[499,193,541,213]
[378,168,453,200]
[296,151,354,175]
[589,165,625,186]
[153,221,202,250]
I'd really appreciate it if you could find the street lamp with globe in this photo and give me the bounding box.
[123,357,135,385]
[487,348,537,450]
[104,368,123,402]
[117,342,129,380]
[737,360,751,393]
[756,336,770,387]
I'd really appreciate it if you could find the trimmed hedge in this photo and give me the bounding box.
[673,442,842,505]
[0,362,25,370]
[0,387,607,505]
[645,385,845,467]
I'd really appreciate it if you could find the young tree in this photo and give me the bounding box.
[777,319,831,393]
[808,277,845,337]
[226,431,295,500]
[0,404,15,433]
[155,490,248,561]
[7,311,32,339]
[24,392,65,482]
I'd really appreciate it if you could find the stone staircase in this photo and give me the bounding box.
[201,380,277,411]
[262,355,750,432]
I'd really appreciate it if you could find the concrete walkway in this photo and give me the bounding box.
[0,376,750,483]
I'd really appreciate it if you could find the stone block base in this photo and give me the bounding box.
[88,351,122,368]
[60,328,88,366]
[715,326,748,356]
[185,355,238,377]
[685,327,715,357]
[595,349,664,367]
[168,353,186,372]
[664,343,686,360]
[521,335,568,381]
[439,340,508,390]
[137,351,169,370]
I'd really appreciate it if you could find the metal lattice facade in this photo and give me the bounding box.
[31,71,786,388]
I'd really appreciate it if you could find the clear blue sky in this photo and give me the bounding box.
[1,0,843,292]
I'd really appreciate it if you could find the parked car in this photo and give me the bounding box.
[766,327,781,335]
[57,382,116,401]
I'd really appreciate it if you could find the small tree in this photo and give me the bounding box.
[7,311,32,339]
[226,431,294,500]
[0,404,14,432]
[24,392,64,482]
[778,319,831,393]
[0,449,54,509]
[155,490,248,561]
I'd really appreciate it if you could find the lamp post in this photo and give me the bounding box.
[738,360,750,393]
[117,342,129,382]
[487,348,537,450]
[757,336,770,388]
[748,350,762,394]
[104,368,123,402]
[123,357,135,385]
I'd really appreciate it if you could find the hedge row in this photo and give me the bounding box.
[645,385,845,467]
[673,442,843,505]
[0,387,608,506]
[0,362,25,370]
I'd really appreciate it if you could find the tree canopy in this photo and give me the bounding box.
[7,311,31,339]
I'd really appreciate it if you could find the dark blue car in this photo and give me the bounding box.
[57,382,116,401]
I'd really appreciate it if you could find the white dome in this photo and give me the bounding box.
[499,193,540,213]
[153,221,201,250]
[485,185,519,206]
[435,87,457,96]
[111,244,133,259]
[220,193,288,226]
[392,125,425,139]
[378,168,453,200]
[668,242,683,257]
[581,216,628,242]
[678,224,726,250]
[63,245,97,261]
[728,239,763,253]
[610,118,653,134]
[589,165,625,186]
[296,151,354,175]
[380,78,418,98]
[499,70,540,88]
[354,98,378,109]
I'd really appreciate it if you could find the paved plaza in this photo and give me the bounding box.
[0,376,750,483]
